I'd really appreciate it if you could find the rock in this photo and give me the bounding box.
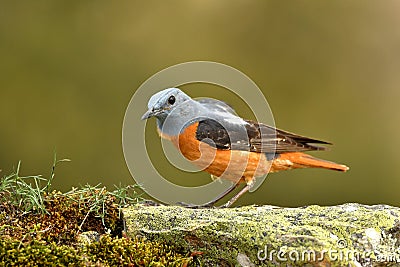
[123,203,400,266]
[76,231,101,246]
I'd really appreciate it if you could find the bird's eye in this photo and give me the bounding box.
[168,95,176,105]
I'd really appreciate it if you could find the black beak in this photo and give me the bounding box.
[141,109,154,120]
[141,108,163,120]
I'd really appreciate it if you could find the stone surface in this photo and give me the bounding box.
[123,203,400,266]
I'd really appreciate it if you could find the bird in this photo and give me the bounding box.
[141,88,349,208]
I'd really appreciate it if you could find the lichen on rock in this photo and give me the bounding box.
[123,203,400,266]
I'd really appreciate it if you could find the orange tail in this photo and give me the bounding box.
[271,152,349,172]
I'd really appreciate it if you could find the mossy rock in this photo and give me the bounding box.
[0,190,191,266]
[123,203,400,266]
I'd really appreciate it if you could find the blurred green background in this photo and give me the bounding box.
[1,1,399,207]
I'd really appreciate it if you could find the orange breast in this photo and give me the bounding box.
[169,122,271,184]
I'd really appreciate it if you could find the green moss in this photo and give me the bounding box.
[0,238,81,266]
[0,235,190,266]
[0,162,191,266]
[0,189,191,266]
[83,235,189,266]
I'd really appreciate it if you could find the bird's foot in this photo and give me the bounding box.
[218,201,232,208]
[140,199,162,206]
[176,201,215,209]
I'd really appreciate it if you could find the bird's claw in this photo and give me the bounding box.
[176,201,215,209]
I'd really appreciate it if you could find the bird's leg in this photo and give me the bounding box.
[177,182,238,208]
[219,184,251,208]
[202,182,238,206]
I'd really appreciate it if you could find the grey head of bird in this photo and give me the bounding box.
[142,87,251,141]
[141,88,207,136]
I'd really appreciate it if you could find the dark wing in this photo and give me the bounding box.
[195,119,331,153]
[247,121,331,153]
